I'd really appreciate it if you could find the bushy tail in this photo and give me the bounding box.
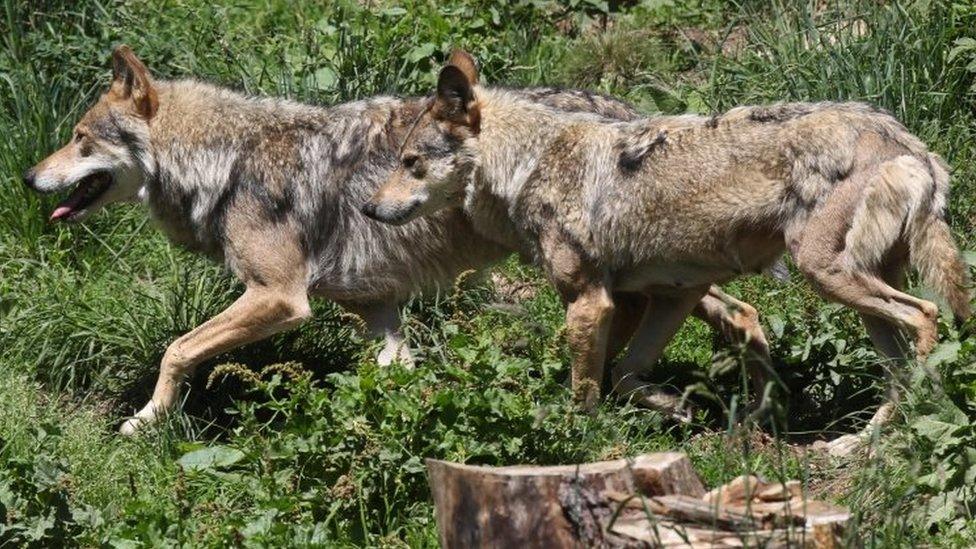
[909,155,972,323]
[845,153,972,323]
[910,216,972,323]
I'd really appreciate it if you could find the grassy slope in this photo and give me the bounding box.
[0,0,975,546]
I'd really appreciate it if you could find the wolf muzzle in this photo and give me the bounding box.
[22,168,37,191]
[359,199,422,225]
[360,201,380,220]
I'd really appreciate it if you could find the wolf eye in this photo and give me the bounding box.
[402,155,420,169]
[73,131,85,143]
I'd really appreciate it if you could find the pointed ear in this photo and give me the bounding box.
[110,45,158,119]
[446,49,479,85]
[434,63,479,131]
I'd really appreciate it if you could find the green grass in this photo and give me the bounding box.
[1,0,975,546]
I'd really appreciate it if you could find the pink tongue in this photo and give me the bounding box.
[49,185,88,221]
[50,206,74,221]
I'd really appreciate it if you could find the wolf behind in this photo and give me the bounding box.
[24,46,768,433]
[364,52,972,455]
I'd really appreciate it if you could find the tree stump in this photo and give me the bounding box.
[426,453,848,548]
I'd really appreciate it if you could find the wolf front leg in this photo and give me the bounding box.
[119,285,311,435]
[564,283,616,410]
[541,236,615,410]
[693,286,771,364]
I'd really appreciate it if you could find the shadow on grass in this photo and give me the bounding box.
[603,354,885,446]
[114,310,364,438]
[112,306,884,445]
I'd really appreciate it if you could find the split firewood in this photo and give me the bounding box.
[702,474,764,505]
[426,452,848,548]
[653,494,758,530]
[756,480,803,502]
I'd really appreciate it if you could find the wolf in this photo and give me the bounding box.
[24,46,768,434]
[363,52,972,455]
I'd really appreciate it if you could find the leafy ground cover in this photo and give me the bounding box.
[1,0,975,545]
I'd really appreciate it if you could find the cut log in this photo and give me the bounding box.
[651,495,757,530]
[425,452,704,548]
[426,452,848,548]
[702,474,763,505]
[756,480,802,502]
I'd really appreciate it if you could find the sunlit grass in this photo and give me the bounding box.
[0,0,973,546]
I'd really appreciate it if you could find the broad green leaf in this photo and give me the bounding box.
[402,456,425,473]
[313,67,336,91]
[912,415,959,443]
[927,341,961,368]
[407,43,437,64]
[948,37,976,62]
[768,315,785,339]
[177,445,245,472]
[961,250,976,267]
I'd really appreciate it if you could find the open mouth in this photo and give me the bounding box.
[50,172,113,222]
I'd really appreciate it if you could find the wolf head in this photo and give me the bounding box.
[24,45,157,222]
[361,51,481,225]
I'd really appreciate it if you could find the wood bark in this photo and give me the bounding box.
[426,453,848,548]
[426,452,703,548]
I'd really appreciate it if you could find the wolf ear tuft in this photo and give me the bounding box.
[446,49,479,86]
[434,50,480,128]
[435,65,479,132]
[110,45,158,119]
[436,65,474,113]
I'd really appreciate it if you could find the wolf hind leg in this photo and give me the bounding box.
[611,287,707,421]
[342,301,415,367]
[825,312,910,456]
[800,272,935,456]
[796,214,936,455]
[861,313,911,364]
[828,260,914,456]
[120,285,311,435]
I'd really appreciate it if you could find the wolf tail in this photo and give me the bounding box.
[845,153,972,323]
[910,155,973,323]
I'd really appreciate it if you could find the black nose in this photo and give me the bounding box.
[22,168,36,190]
[360,201,378,220]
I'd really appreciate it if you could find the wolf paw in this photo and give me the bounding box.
[376,345,415,369]
[616,385,692,424]
[118,403,160,436]
[118,418,145,436]
[811,433,871,458]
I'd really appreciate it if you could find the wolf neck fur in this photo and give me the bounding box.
[465,89,593,250]
[473,89,579,202]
